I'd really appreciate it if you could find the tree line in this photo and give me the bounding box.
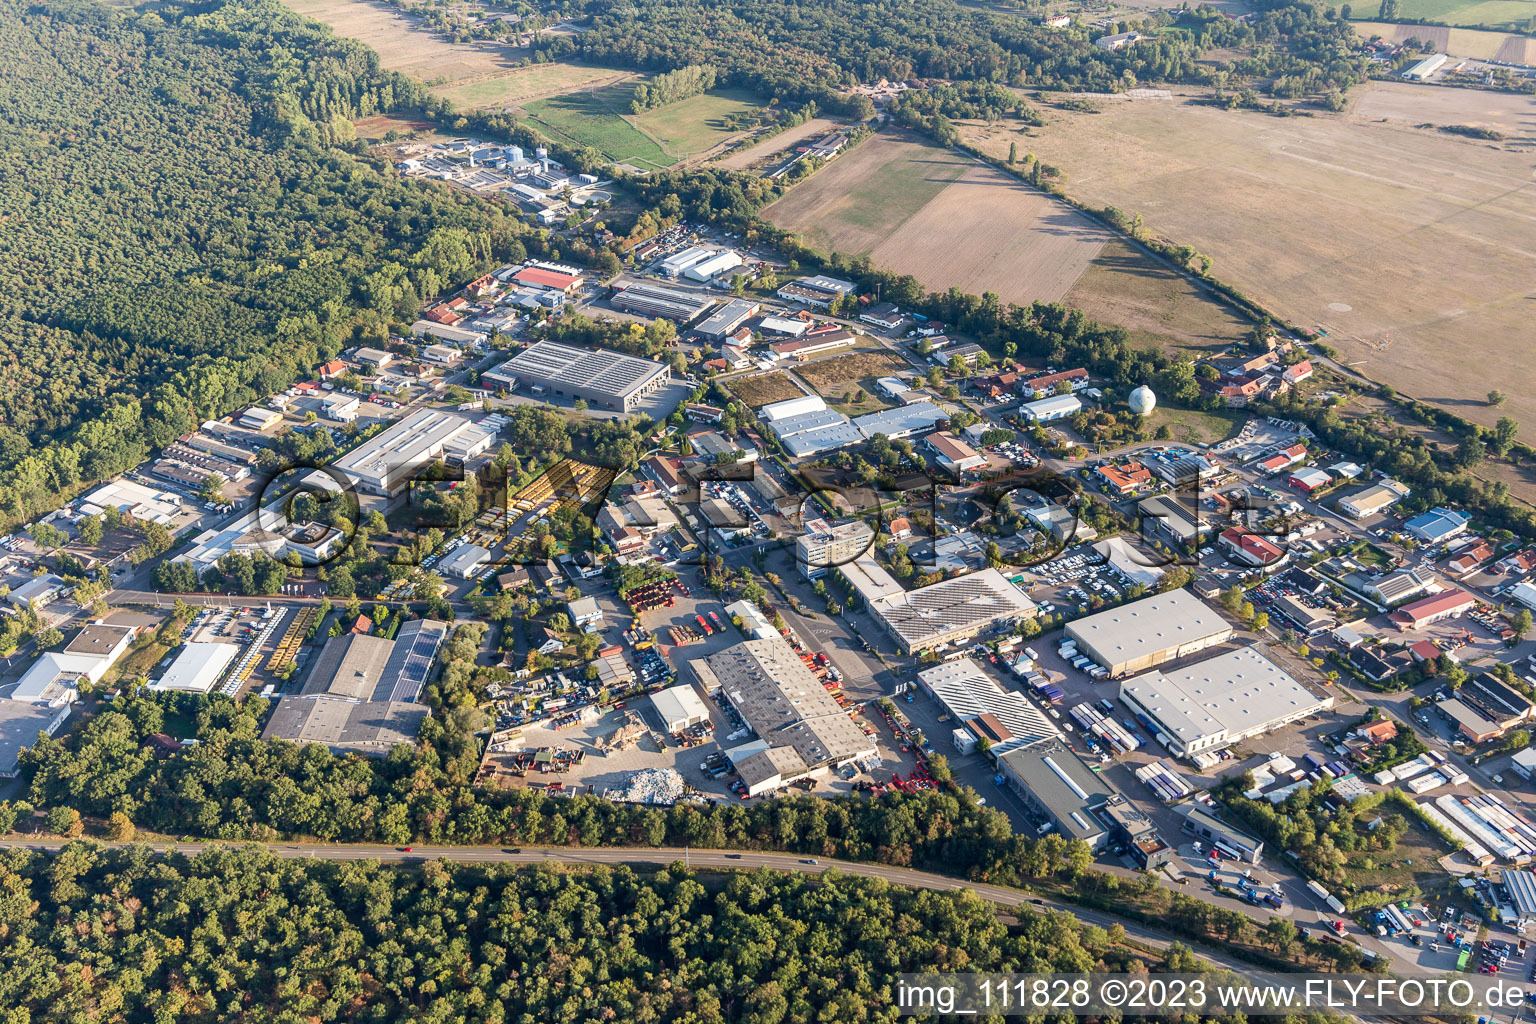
[631,63,718,112]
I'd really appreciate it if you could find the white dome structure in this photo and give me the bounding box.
[1129,385,1157,416]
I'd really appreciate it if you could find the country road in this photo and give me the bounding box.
[0,838,1268,976]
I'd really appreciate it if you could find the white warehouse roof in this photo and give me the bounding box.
[649,683,711,731]
[151,642,240,694]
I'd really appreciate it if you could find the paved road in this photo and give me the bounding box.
[0,837,1268,975]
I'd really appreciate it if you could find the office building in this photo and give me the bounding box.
[796,518,874,578]
[1066,589,1232,677]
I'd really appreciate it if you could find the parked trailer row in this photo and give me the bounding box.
[1134,760,1193,802]
[1069,702,1140,753]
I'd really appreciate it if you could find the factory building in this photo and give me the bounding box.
[863,567,1037,655]
[648,683,711,734]
[1117,645,1333,758]
[609,282,716,323]
[690,635,876,796]
[1065,589,1232,677]
[997,739,1118,850]
[487,340,670,412]
[331,409,490,496]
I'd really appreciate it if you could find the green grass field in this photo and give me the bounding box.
[627,89,762,159]
[522,85,762,172]
[1350,0,1536,26]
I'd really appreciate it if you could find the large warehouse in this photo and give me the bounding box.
[609,282,715,323]
[997,739,1118,850]
[262,622,447,755]
[865,567,1037,655]
[149,642,240,694]
[1066,589,1233,677]
[1118,645,1333,758]
[489,341,670,412]
[917,659,1058,756]
[690,635,876,795]
[331,409,490,496]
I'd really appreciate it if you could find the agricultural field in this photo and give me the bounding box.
[1351,20,1536,61]
[432,64,641,111]
[726,372,808,407]
[627,90,767,162]
[281,0,529,82]
[1349,78,1536,132]
[762,134,1114,308]
[962,84,1536,432]
[1061,239,1251,355]
[713,117,843,170]
[1348,0,1536,27]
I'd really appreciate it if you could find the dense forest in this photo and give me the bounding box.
[0,843,1179,1023]
[0,0,537,528]
[511,0,1367,116]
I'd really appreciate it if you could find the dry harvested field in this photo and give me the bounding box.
[797,351,910,394]
[963,84,1536,431]
[763,134,1114,307]
[1061,239,1251,355]
[712,118,842,170]
[1352,21,1536,62]
[282,0,530,82]
[1350,80,1536,134]
[726,372,807,407]
[433,64,641,110]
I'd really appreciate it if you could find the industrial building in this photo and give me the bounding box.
[916,658,1058,756]
[1439,673,1535,743]
[1390,589,1477,630]
[997,739,1118,849]
[1117,645,1333,758]
[238,407,284,432]
[261,624,445,756]
[764,405,862,457]
[694,298,761,338]
[331,409,490,496]
[927,432,987,473]
[1181,804,1264,863]
[851,401,949,440]
[488,341,670,412]
[658,246,718,277]
[10,622,137,705]
[1019,393,1083,423]
[648,683,711,733]
[440,543,491,579]
[1401,52,1447,80]
[610,281,716,322]
[776,275,857,308]
[796,518,874,578]
[0,699,71,779]
[1066,589,1232,677]
[684,250,743,282]
[508,262,585,293]
[81,479,184,526]
[690,635,877,796]
[149,642,240,694]
[864,568,1037,655]
[1404,507,1472,544]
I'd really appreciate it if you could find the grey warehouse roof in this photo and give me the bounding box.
[1067,589,1230,664]
[1120,645,1328,745]
[495,340,667,401]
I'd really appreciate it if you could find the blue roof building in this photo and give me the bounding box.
[1403,507,1471,544]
